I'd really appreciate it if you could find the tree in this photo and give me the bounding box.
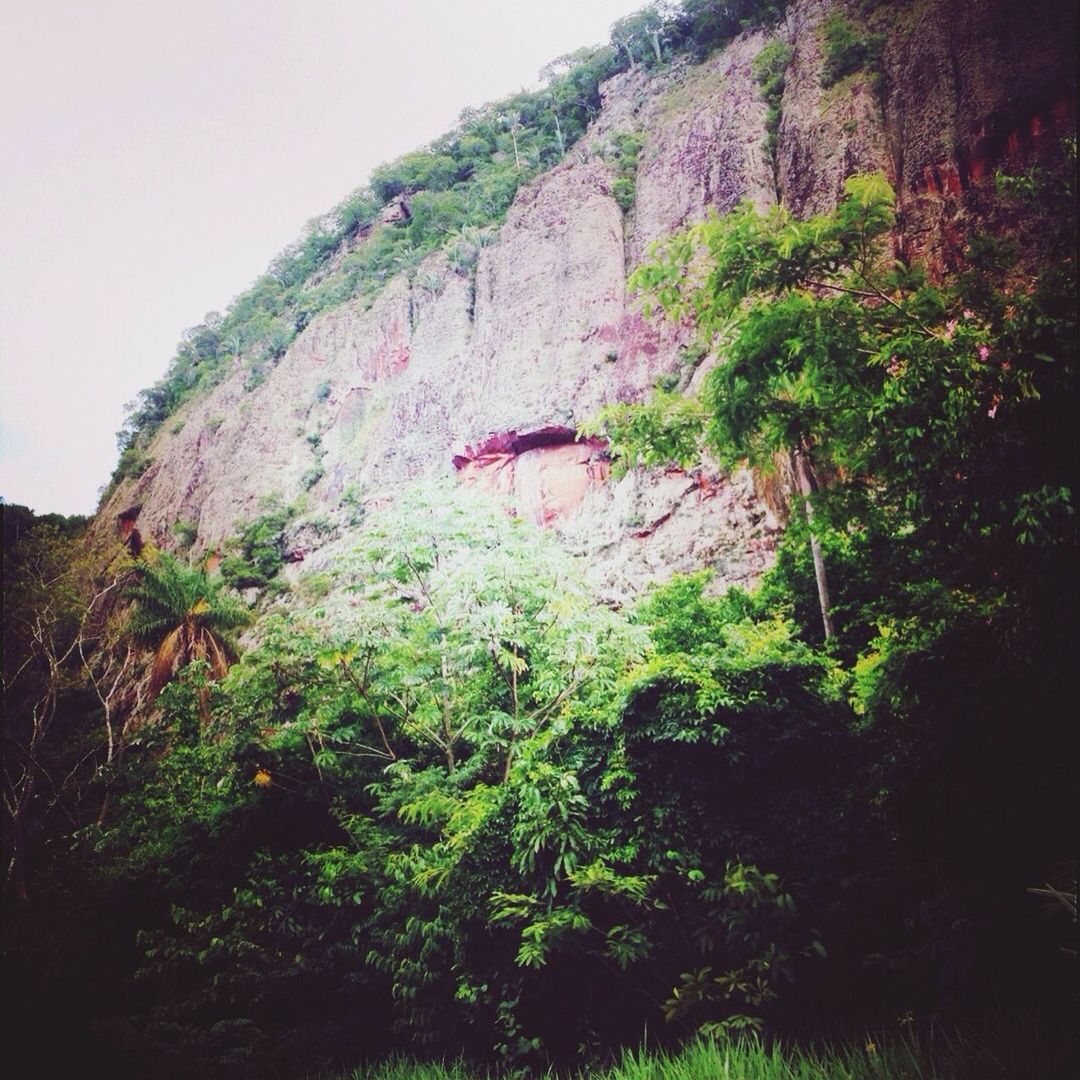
[611,4,677,69]
[126,554,250,701]
[590,174,906,639]
[592,156,1076,649]
[2,519,133,899]
[328,484,636,779]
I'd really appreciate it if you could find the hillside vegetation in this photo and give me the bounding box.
[110,0,788,491]
[3,1,1076,1077]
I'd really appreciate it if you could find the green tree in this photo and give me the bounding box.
[590,172,987,640]
[126,554,250,700]
[2,518,132,899]
[611,4,678,69]
[328,484,636,779]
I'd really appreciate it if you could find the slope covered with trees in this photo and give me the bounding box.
[109,1,791,493]
[3,1,1076,1077]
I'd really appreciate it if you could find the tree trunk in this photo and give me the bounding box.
[5,777,34,903]
[552,111,564,156]
[791,449,836,640]
[649,30,662,64]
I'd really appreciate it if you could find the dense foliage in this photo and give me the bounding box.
[818,13,884,90]
[586,144,1078,1036]
[4,212,1075,1062]
[4,61,1076,1080]
[218,500,298,591]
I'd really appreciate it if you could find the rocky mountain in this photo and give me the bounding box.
[95,0,1075,601]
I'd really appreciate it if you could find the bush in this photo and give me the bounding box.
[220,503,296,590]
[371,152,463,202]
[612,176,636,211]
[406,189,473,249]
[752,39,791,156]
[219,555,268,590]
[297,571,333,602]
[172,520,198,549]
[820,13,884,88]
[243,362,268,393]
[114,446,152,483]
[604,132,644,213]
[301,464,325,490]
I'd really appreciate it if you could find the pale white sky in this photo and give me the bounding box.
[0,0,639,515]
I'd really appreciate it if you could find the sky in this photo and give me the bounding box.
[0,0,641,515]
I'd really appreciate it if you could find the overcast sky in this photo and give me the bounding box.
[0,0,640,515]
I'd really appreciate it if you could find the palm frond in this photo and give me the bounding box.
[200,630,230,681]
[128,553,253,700]
[150,625,185,697]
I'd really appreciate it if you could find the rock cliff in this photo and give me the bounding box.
[96,0,1075,602]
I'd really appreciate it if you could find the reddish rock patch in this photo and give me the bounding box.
[455,428,610,527]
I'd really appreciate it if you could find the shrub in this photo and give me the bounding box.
[114,446,151,482]
[612,176,636,212]
[301,464,325,490]
[371,151,463,202]
[219,555,268,590]
[605,132,644,213]
[752,39,791,156]
[415,271,447,297]
[264,324,293,360]
[220,503,296,589]
[342,485,365,526]
[297,571,333,602]
[407,189,472,249]
[244,360,273,393]
[172,520,198,549]
[820,13,884,88]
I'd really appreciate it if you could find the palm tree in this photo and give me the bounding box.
[126,554,250,700]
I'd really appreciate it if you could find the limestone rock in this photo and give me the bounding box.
[94,0,1076,604]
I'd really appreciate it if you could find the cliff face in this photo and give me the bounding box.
[779,0,1076,273]
[96,0,1075,601]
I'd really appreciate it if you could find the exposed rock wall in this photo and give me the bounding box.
[777,0,1076,269]
[625,29,777,265]
[776,0,888,217]
[96,0,1075,602]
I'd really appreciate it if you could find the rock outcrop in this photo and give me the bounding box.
[777,0,1076,270]
[95,0,1075,603]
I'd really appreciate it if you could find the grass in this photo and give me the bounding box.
[322,1017,1075,1079]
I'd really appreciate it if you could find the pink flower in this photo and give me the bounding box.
[978,345,991,362]
[963,309,975,319]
